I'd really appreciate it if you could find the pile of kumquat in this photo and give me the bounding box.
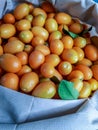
[0,1,98,99]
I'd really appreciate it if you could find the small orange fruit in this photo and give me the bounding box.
[58,61,72,75]
[0,73,19,91]
[91,65,98,80]
[61,49,79,64]
[29,50,45,69]
[40,62,55,78]
[84,44,98,61]
[61,35,74,49]
[50,39,64,55]
[75,64,93,80]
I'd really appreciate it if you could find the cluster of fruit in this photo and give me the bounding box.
[0,1,98,99]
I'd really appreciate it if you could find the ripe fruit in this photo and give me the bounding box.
[74,37,87,48]
[35,45,50,56]
[40,62,55,78]
[73,47,84,61]
[0,73,19,91]
[0,24,16,39]
[69,22,83,34]
[71,78,83,92]
[49,30,62,42]
[3,13,15,24]
[20,72,39,93]
[32,81,56,98]
[31,36,44,47]
[32,7,47,18]
[19,30,33,43]
[29,50,45,69]
[75,64,93,80]
[41,1,56,13]
[32,14,46,27]
[61,49,79,64]
[61,35,74,49]
[15,19,31,31]
[4,39,24,54]
[67,70,84,80]
[14,3,30,20]
[88,78,98,91]
[45,54,61,67]
[31,26,49,41]
[50,39,64,55]
[17,65,32,76]
[45,18,58,33]
[79,81,91,98]
[0,53,21,73]
[58,61,72,75]
[16,51,28,65]
[84,44,98,61]
[91,65,98,80]
[55,12,71,25]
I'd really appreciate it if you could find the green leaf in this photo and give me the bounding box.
[79,26,92,35]
[58,80,79,100]
[62,26,92,39]
[62,28,79,38]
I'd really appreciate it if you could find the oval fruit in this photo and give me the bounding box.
[45,18,58,33]
[0,53,22,73]
[29,50,45,69]
[32,81,56,98]
[0,24,16,39]
[4,39,24,54]
[15,19,31,31]
[55,12,71,25]
[14,3,30,20]
[31,26,49,41]
[20,72,39,93]
[19,30,33,43]
[0,73,19,91]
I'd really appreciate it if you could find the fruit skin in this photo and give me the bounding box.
[4,39,24,54]
[75,64,93,80]
[17,65,32,76]
[3,13,15,24]
[70,78,83,92]
[15,19,31,31]
[45,18,58,33]
[20,72,39,93]
[15,51,28,65]
[58,61,72,76]
[0,73,19,91]
[50,39,64,55]
[40,62,55,78]
[31,26,49,41]
[32,81,56,98]
[19,30,33,43]
[32,14,46,27]
[61,49,79,64]
[79,81,91,98]
[84,44,98,61]
[55,12,71,25]
[91,65,98,80]
[41,1,56,13]
[32,7,47,19]
[0,53,22,73]
[29,50,45,69]
[14,3,30,20]
[0,24,16,39]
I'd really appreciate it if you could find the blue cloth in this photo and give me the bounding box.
[93,0,98,2]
